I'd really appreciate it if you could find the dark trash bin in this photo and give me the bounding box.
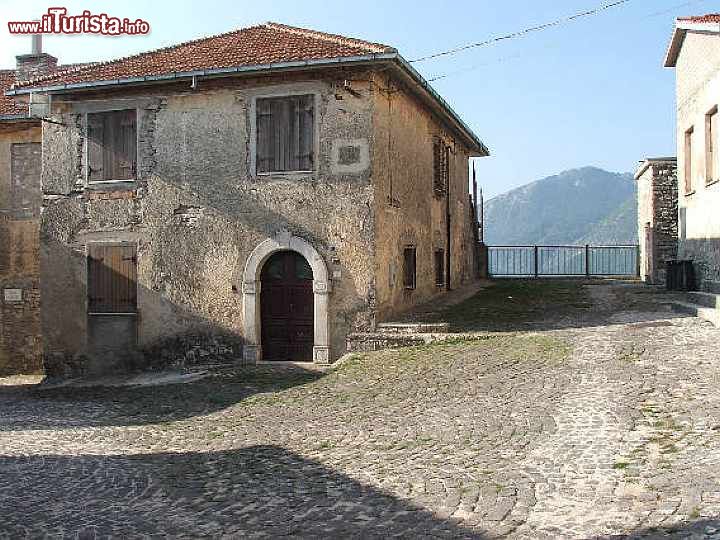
[666,260,696,291]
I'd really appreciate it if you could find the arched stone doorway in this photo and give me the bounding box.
[260,251,314,361]
[241,230,331,364]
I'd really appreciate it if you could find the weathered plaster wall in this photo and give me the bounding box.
[636,161,678,285]
[675,32,720,292]
[0,123,42,375]
[40,71,377,373]
[371,74,477,320]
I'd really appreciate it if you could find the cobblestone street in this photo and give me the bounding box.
[1,281,719,538]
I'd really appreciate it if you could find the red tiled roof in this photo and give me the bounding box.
[0,70,26,115]
[13,22,394,91]
[678,13,720,23]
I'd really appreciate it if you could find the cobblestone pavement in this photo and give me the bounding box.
[1,281,720,538]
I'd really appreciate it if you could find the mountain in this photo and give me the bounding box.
[483,167,637,246]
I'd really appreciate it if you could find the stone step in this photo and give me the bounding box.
[686,291,720,309]
[375,322,450,334]
[346,333,431,353]
[670,301,720,327]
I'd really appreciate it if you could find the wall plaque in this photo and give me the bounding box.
[3,289,23,303]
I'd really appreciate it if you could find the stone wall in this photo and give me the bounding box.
[39,67,481,374]
[675,31,720,292]
[39,71,378,373]
[0,122,42,375]
[635,159,678,286]
[371,72,478,320]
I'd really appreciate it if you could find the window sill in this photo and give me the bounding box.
[87,180,136,189]
[256,170,315,177]
[87,312,137,316]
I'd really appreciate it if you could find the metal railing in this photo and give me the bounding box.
[488,245,639,278]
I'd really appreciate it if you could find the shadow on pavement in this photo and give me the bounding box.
[0,365,323,431]
[0,445,486,538]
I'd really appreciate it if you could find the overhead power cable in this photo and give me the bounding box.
[425,0,709,82]
[409,0,632,63]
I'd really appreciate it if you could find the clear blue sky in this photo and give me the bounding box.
[2,0,717,197]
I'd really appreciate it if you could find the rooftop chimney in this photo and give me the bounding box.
[16,29,57,82]
[31,33,42,55]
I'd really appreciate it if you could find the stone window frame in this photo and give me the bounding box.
[247,84,322,179]
[684,126,695,196]
[403,245,417,290]
[705,106,719,187]
[75,98,150,188]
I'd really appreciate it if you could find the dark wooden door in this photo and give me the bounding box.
[261,251,314,361]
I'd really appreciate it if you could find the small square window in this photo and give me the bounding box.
[403,246,416,290]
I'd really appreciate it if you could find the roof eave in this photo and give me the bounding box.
[665,21,720,67]
[634,157,677,180]
[5,53,398,95]
[664,26,685,67]
[5,52,489,156]
[392,55,489,156]
[0,113,33,122]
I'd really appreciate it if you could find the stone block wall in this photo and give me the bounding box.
[635,159,678,286]
[39,71,378,373]
[371,71,479,320]
[0,123,42,375]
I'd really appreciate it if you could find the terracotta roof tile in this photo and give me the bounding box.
[678,13,720,23]
[0,70,26,115]
[13,22,395,90]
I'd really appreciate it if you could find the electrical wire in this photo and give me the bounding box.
[409,0,632,63]
[424,0,711,83]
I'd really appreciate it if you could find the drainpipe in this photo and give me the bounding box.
[445,144,451,291]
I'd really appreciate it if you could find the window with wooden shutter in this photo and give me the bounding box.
[256,94,314,173]
[433,138,449,197]
[403,246,416,290]
[87,109,137,183]
[434,249,445,287]
[706,107,718,184]
[87,244,137,314]
[684,127,694,194]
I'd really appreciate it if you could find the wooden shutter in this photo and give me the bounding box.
[87,113,105,182]
[115,109,137,181]
[88,244,137,313]
[297,95,314,171]
[256,95,314,173]
[256,99,273,173]
[433,139,447,196]
[403,247,416,289]
[685,128,693,194]
[88,110,136,182]
[434,249,445,286]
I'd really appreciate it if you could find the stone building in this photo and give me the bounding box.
[5,23,488,376]
[0,38,62,375]
[634,158,678,285]
[665,14,720,292]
